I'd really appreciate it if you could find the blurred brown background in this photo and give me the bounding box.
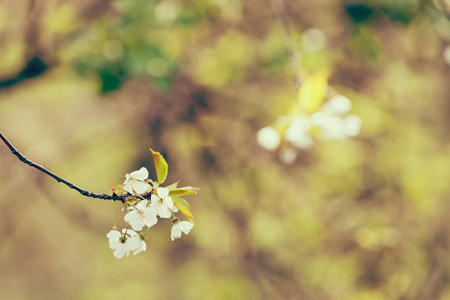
[1,0,450,299]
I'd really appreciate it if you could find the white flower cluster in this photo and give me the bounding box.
[257,95,362,163]
[106,228,146,258]
[106,167,193,258]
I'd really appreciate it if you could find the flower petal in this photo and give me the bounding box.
[132,181,151,194]
[159,206,172,218]
[123,181,134,194]
[179,221,194,234]
[131,167,149,180]
[113,245,126,258]
[133,240,147,255]
[126,236,140,252]
[124,211,145,231]
[162,196,173,207]
[106,230,121,239]
[135,199,148,210]
[143,210,158,228]
[171,224,182,241]
[127,229,138,237]
[157,187,169,198]
[151,194,159,203]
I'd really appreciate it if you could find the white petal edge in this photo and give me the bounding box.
[171,224,182,241]
[179,221,194,234]
[132,181,151,194]
[131,167,149,180]
[157,187,169,198]
[106,230,121,239]
[133,240,147,255]
[123,181,134,194]
[113,246,126,259]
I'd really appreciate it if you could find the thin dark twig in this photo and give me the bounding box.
[268,0,302,90]
[0,131,130,202]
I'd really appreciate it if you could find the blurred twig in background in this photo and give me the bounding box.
[268,0,302,90]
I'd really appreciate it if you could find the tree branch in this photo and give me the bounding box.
[0,131,129,202]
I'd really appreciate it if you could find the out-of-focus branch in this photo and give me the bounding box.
[423,0,450,18]
[0,131,131,202]
[268,0,302,90]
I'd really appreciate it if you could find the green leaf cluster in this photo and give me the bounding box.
[150,148,198,221]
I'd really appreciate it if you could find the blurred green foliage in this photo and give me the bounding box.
[1,0,450,299]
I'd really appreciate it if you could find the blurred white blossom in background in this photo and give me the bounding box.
[443,46,450,66]
[302,28,327,52]
[257,126,281,151]
[257,95,362,163]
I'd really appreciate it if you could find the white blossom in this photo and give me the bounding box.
[150,187,178,218]
[257,126,281,151]
[312,97,362,141]
[285,115,314,149]
[106,229,141,258]
[171,220,194,241]
[123,167,151,194]
[257,95,362,155]
[128,232,147,255]
[344,115,362,137]
[322,95,352,115]
[279,148,297,164]
[124,199,158,231]
[318,115,348,140]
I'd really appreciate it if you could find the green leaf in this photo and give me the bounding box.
[172,195,191,211]
[150,148,168,184]
[172,195,194,221]
[165,181,180,190]
[297,71,328,113]
[169,186,200,197]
